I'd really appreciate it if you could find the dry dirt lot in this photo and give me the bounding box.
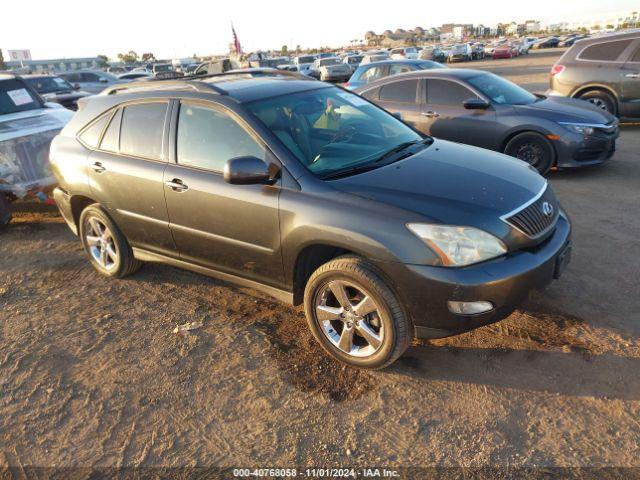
[1,49,640,476]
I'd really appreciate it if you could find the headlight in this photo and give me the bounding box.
[559,122,594,136]
[407,224,507,267]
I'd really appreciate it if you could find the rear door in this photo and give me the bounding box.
[373,78,422,129]
[420,78,497,149]
[621,39,640,118]
[163,99,283,286]
[86,100,176,256]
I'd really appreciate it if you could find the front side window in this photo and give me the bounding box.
[119,103,167,159]
[580,40,632,61]
[247,87,424,178]
[360,66,384,83]
[177,103,264,172]
[426,79,478,106]
[379,79,418,103]
[389,64,415,75]
[0,79,42,114]
[81,73,101,82]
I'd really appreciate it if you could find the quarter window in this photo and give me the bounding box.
[119,103,167,159]
[79,114,110,148]
[100,108,122,152]
[427,79,478,106]
[177,103,264,172]
[580,40,632,61]
[379,80,418,103]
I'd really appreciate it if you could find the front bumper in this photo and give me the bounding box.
[554,128,619,168]
[377,215,572,339]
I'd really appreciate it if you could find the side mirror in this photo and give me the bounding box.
[224,156,274,185]
[73,83,81,90]
[391,112,403,120]
[463,98,490,110]
[99,78,109,83]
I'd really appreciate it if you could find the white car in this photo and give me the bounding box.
[308,57,352,82]
[0,75,74,226]
[293,55,317,76]
[342,54,364,73]
[390,47,419,60]
[360,53,390,65]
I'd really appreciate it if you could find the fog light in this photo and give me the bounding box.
[448,301,493,315]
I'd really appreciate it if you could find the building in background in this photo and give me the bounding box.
[4,57,103,73]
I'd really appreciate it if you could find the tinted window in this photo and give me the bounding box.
[467,72,536,105]
[61,73,80,83]
[580,40,632,61]
[389,64,416,75]
[177,103,264,172]
[427,79,478,106]
[0,79,42,114]
[79,114,110,148]
[81,72,101,82]
[100,108,122,152]
[360,66,384,83]
[379,80,418,103]
[361,87,379,101]
[119,103,167,159]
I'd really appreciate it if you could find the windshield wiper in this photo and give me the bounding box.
[373,138,433,164]
[320,163,382,180]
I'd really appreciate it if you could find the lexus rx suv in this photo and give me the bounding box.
[50,72,572,369]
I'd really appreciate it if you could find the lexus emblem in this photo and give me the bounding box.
[541,201,554,217]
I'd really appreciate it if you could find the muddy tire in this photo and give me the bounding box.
[79,204,141,278]
[303,255,411,369]
[504,132,554,175]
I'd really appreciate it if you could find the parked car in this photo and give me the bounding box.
[471,43,486,60]
[360,53,391,65]
[533,37,560,49]
[484,43,499,56]
[193,58,237,76]
[514,40,530,55]
[447,44,473,62]
[390,47,419,60]
[151,63,182,79]
[559,35,588,48]
[293,55,317,76]
[118,71,154,81]
[345,59,445,90]
[419,46,447,63]
[547,30,640,118]
[342,55,364,73]
[354,69,619,174]
[22,74,91,110]
[493,44,518,59]
[308,57,352,82]
[0,75,74,227]
[59,70,125,94]
[49,72,572,368]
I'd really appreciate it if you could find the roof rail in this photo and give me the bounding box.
[179,68,315,82]
[101,79,227,96]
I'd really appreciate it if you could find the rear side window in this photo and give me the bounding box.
[177,103,264,172]
[579,40,632,61]
[360,66,384,83]
[379,80,418,103]
[79,114,110,148]
[389,64,415,75]
[119,103,167,160]
[361,87,379,101]
[427,79,478,106]
[100,108,122,152]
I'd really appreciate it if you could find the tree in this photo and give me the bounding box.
[280,45,288,55]
[296,44,301,53]
[141,52,156,63]
[117,50,139,64]
[96,54,109,67]
[0,49,5,70]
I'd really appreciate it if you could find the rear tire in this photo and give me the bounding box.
[504,132,554,175]
[79,204,141,278]
[303,255,412,369]
[578,90,617,116]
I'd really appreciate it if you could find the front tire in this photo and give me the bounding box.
[303,256,411,369]
[79,204,141,278]
[504,132,554,175]
[578,90,617,116]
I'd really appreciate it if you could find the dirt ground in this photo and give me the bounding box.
[1,50,640,475]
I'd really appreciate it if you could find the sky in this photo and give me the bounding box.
[2,0,638,60]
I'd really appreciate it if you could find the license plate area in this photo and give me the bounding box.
[554,242,572,279]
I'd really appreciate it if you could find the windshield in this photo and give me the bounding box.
[247,87,424,179]
[24,76,73,94]
[0,79,43,115]
[467,72,537,105]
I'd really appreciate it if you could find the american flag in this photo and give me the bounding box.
[232,24,243,56]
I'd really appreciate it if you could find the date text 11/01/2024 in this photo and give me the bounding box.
[232,468,400,477]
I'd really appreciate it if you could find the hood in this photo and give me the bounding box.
[330,139,545,239]
[514,96,616,124]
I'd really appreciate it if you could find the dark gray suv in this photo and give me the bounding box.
[50,72,572,369]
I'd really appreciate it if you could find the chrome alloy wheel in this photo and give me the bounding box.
[85,217,118,270]
[315,280,384,357]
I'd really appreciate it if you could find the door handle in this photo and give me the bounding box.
[165,178,189,192]
[91,161,106,173]
[421,111,440,118]
[624,73,640,78]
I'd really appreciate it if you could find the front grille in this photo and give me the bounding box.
[503,184,559,238]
